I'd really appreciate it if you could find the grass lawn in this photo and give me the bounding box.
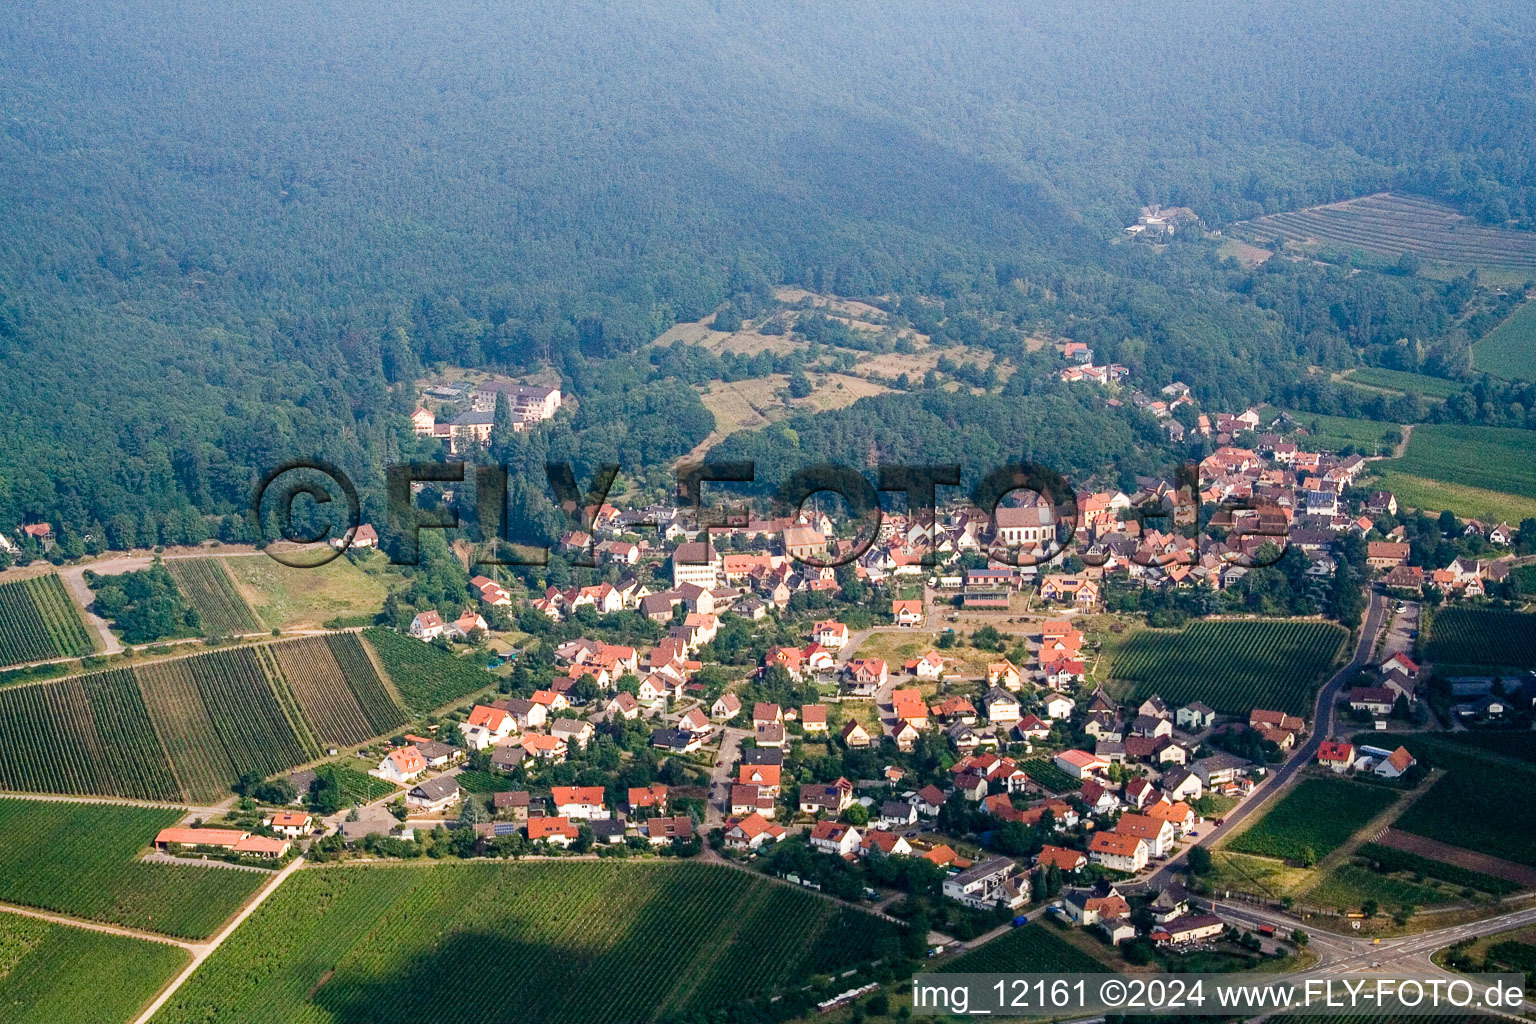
[225,553,397,630]
[1204,851,1318,899]
[0,916,189,1024]
[1472,299,1536,381]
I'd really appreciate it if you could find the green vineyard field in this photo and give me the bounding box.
[1424,608,1536,670]
[1473,299,1536,382]
[0,574,95,669]
[0,915,189,1024]
[148,861,905,1024]
[1225,777,1396,863]
[0,636,406,802]
[1108,619,1347,715]
[164,559,262,636]
[270,635,406,747]
[1020,759,1078,793]
[939,921,1104,974]
[363,627,494,714]
[1376,734,1536,869]
[0,799,265,939]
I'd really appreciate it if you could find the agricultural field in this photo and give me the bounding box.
[0,639,408,802]
[0,916,189,1024]
[0,574,96,669]
[1472,299,1536,382]
[1369,424,1536,522]
[1224,777,1397,863]
[315,761,402,804]
[225,553,394,630]
[1354,843,1523,896]
[1383,735,1536,869]
[1423,608,1536,670]
[1235,193,1536,271]
[164,558,262,635]
[270,634,406,747]
[363,627,494,714]
[148,860,905,1024]
[1107,619,1346,716]
[1283,410,1402,453]
[0,799,266,938]
[1303,862,1459,914]
[1340,367,1461,400]
[1020,758,1079,793]
[939,921,1105,974]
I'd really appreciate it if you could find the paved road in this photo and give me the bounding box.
[1142,589,1390,889]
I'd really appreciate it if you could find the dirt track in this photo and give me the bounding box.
[1374,827,1536,887]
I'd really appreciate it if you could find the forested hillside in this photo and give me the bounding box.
[2,0,1534,536]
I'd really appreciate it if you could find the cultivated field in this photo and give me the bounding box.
[363,627,494,714]
[1020,758,1079,793]
[1472,299,1536,382]
[225,553,393,630]
[1106,620,1346,716]
[1384,735,1536,869]
[1224,777,1397,863]
[939,921,1104,974]
[269,634,406,746]
[1236,193,1536,271]
[0,636,405,802]
[164,558,261,635]
[1283,410,1402,453]
[1367,422,1536,522]
[1353,842,1523,896]
[0,574,96,668]
[0,799,266,938]
[148,861,905,1024]
[0,915,189,1024]
[314,760,401,804]
[1423,608,1536,670]
[1339,367,1460,401]
[1302,862,1458,913]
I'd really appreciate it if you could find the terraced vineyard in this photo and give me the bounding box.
[148,861,905,1024]
[0,638,408,802]
[363,627,493,713]
[1424,608,1536,670]
[1108,620,1347,715]
[0,915,189,1024]
[1236,193,1536,270]
[1341,367,1460,400]
[1225,777,1397,863]
[164,559,261,635]
[0,799,266,939]
[0,574,95,668]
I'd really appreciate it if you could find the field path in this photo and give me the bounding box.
[0,901,197,951]
[57,561,125,655]
[130,855,306,1024]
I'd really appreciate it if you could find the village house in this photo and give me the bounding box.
[1054,749,1108,780]
[551,785,609,820]
[891,599,924,626]
[800,776,855,815]
[840,720,873,748]
[1115,812,1176,857]
[1088,831,1148,872]
[724,812,785,851]
[409,610,445,640]
[407,776,462,814]
[378,746,426,783]
[1316,740,1356,772]
[527,816,580,847]
[1036,844,1088,874]
[943,857,1026,910]
[262,812,314,839]
[810,821,863,857]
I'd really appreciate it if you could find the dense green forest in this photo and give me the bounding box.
[2,0,1535,540]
